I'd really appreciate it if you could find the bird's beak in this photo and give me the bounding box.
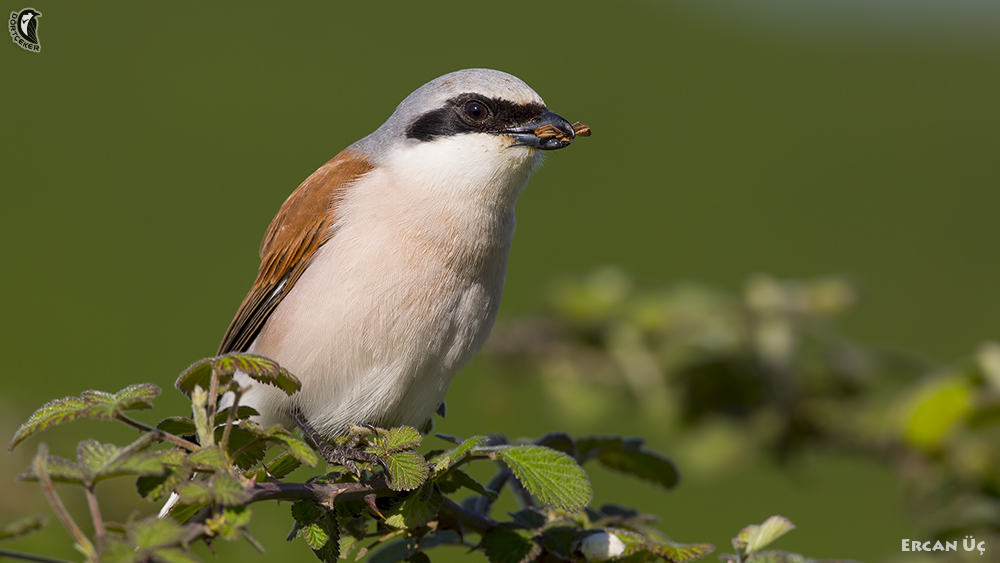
[498,110,578,150]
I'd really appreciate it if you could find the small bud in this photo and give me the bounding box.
[580,532,626,562]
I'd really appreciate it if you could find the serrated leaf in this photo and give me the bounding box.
[431,435,486,475]
[0,516,47,541]
[218,425,268,470]
[577,436,678,490]
[371,426,422,453]
[383,449,430,491]
[291,501,338,563]
[482,525,540,563]
[80,440,166,484]
[175,359,225,398]
[109,384,161,412]
[9,396,90,451]
[735,516,795,556]
[633,540,715,562]
[384,485,443,529]
[215,353,301,396]
[497,445,592,512]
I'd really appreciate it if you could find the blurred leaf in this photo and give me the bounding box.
[187,446,228,472]
[205,506,252,542]
[9,384,160,451]
[0,516,47,542]
[19,440,165,486]
[734,516,796,557]
[269,431,318,468]
[496,445,592,512]
[578,436,678,490]
[900,377,973,450]
[290,501,339,563]
[212,473,250,506]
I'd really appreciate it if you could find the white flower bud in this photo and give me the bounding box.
[580,532,626,562]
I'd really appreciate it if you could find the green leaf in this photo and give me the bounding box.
[18,454,86,484]
[206,506,252,542]
[9,396,88,451]
[150,547,202,563]
[19,440,165,486]
[246,452,302,481]
[290,501,339,563]
[445,469,497,500]
[382,449,430,492]
[0,516,47,541]
[187,446,229,472]
[8,384,161,451]
[371,426,423,452]
[577,436,678,490]
[218,425,268,470]
[176,481,213,505]
[176,359,225,398]
[269,431,319,468]
[481,525,540,563]
[637,540,715,562]
[212,473,251,506]
[384,485,443,529]
[129,516,187,549]
[214,353,302,396]
[496,445,592,512]
[430,435,486,475]
[157,417,197,436]
[734,516,795,557]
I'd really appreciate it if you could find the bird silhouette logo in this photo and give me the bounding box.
[8,8,41,52]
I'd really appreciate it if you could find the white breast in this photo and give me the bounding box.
[238,133,541,437]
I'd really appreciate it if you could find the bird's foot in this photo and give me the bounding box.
[293,412,386,478]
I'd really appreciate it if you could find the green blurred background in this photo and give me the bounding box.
[2,2,998,562]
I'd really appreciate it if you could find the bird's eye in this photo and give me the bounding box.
[463,100,489,121]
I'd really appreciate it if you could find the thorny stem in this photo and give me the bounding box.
[244,480,498,536]
[115,414,199,451]
[32,445,97,562]
[83,487,105,539]
[0,548,77,563]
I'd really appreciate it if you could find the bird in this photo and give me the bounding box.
[17,9,41,45]
[211,69,586,466]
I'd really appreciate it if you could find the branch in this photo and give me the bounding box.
[244,478,498,536]
[0,548,77,563]
[32,445,96,563]
[115,414,200,451]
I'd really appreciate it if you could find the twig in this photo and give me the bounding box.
[32,445,97,562]
[438,498,497,536]
[0,548,78,563]
[115,414,200,451]
[83,487,105,539]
